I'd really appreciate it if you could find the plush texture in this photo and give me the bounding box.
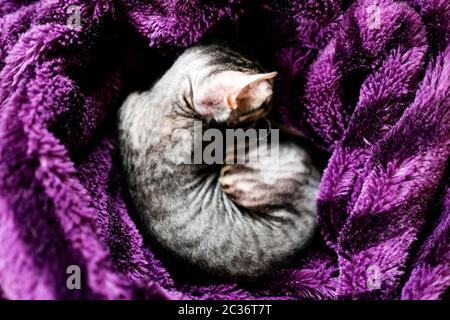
[0,0,448,300]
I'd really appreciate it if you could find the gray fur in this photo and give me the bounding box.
[117,44,320,280]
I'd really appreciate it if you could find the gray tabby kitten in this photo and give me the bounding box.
[118,44,320,280]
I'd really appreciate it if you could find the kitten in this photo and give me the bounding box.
[118,44,320,280]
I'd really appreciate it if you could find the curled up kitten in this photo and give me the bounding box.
[118,44,321,280]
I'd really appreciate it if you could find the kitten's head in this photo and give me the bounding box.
[186,45,277,125]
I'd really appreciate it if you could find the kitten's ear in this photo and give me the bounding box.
[226,72,277,110]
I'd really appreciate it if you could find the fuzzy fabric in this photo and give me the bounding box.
[0,0,448,300]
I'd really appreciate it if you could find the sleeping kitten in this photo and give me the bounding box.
[118,44,320,280]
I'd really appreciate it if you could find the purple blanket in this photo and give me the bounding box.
[0,0,448,300]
